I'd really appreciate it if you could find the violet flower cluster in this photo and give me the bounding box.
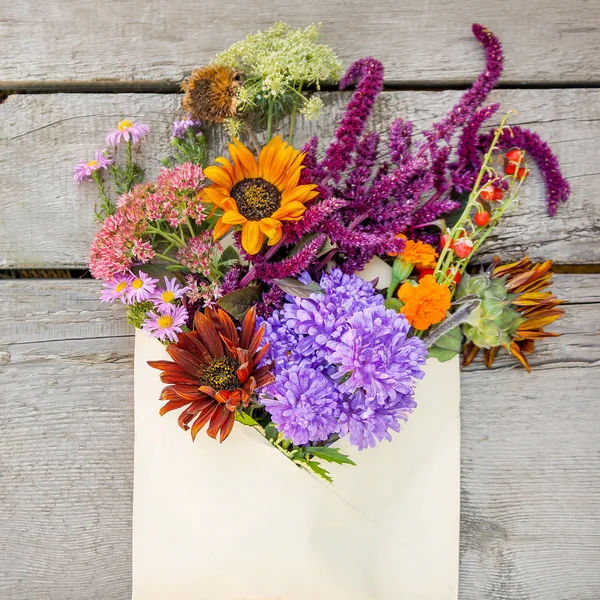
[238,24,569,303]
[259,270,427,450]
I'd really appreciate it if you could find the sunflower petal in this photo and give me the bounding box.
[204,165,233,189]
[213,217,233,241]
[241,221,264,254]
[240,306,257,349]
[219,411,236,442]
[206,404,231,439]
[159,399,192,416]
[194,311,225,358]
[229,138,258,179]
[191,403,219,440]
[221,209,248,225]
[166,346,205,377]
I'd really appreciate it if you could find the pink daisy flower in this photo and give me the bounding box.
[106,120,150,146]
[99,274,130,303]
[126,271,159,303]
[73,150,113,183]
[142,304,188,342]
[151,277,190,309]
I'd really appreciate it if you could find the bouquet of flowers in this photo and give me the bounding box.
[76,23,568,485]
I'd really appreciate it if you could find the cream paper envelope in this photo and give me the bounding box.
[132,259,460,600]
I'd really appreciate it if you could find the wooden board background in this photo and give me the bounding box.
[0,3,599,599]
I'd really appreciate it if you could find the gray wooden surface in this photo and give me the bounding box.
[1,3,599,599]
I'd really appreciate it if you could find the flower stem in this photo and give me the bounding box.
[288,82,303,145]
[266,100,274,143]
[154,252,180,264]
[244,122,261,155]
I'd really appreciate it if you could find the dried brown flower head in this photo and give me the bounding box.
[181,65,242,123]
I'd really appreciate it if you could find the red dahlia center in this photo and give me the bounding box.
[201,356,241,391]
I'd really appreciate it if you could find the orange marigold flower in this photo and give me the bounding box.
[397,274,451,331]
[390,235,438,270]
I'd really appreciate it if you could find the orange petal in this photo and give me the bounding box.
[213,217,232,240]
[219,412,236,442]
[221,209,247,225]
[241,221,264,255]
[270,201,307,221]
[229,138,258,179]
[202,185,229,206]
[204,165,233,189]
[194,311,225,358]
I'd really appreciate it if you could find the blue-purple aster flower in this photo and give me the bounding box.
[327,304,427,404]
[282,269,383,355]
[172,115,202,139]
[337,389,417,450]
[260,269,427,451]
[260,362,340,445]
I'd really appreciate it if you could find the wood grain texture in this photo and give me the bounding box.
[1,89,597,269]
[1,276,599,599]
[1,0,600,87]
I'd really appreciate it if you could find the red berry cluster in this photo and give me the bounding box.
[505,148,528,180]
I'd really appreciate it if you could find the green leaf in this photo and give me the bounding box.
[274,278,324,298]
[235,411,259,427]
[217,285,262,320]
[264,423,279,443]
[384,298,404,312]
[304,460,333,483]
[220,245,239,263]
[427,326,463,362]
[307,446,356,466]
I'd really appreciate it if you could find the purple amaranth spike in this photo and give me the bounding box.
[389,119,414,165]
[344,132,381,201]
[319,57,385,182]
[253,235,327,282]
[480,125,571,216]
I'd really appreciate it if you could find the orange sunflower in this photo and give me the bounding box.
[148,306,274,442]
[203,136,319,254]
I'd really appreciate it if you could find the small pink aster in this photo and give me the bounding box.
[99,274,130,303]
[106,120,150,146]
[151,276,190,309]
[142,304,188,342]
[126,271,159,303]
[73,150,113,183]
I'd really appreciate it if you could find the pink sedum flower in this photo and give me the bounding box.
[142,304,188,342]
[73,150,113,183]
[106,120,150,146]
[126,271,159,303]
[99,274,130,303]
[151,276,189,309]
[176,232,220,277]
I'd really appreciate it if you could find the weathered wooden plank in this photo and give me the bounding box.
[1,89,597,269]
[0,276,599,599]
[1,1,600,86]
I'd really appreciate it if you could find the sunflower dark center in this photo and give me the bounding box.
[230,178,281,220]
[201,356,240,391]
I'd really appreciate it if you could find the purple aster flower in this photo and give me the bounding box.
[327,304,427,404]
[151,276,189,309]
[142,304,188,343]
[281,269,383,355]
[336,389,417,450]
[260,362,340,445]
[106,120,150,146]
[126,271,159,303]
[258,311,301,366]
[172,115,202,139]
[99,273,129,303]
[73,150,113,183]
